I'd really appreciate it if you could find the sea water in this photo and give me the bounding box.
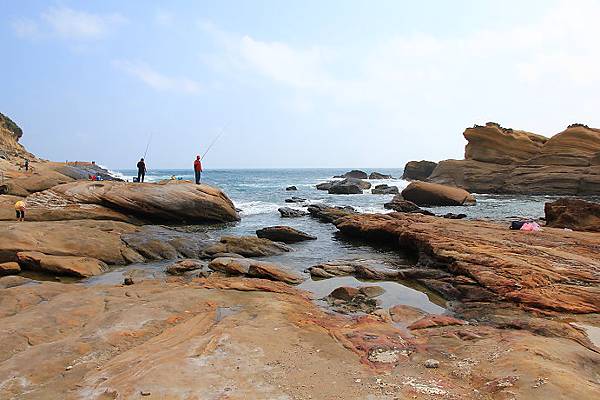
[109,167,573,312]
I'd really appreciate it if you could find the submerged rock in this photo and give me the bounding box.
[401,181,476,206]
[278,207,307,218]
[256,226,316,243]
[326,286,380,314]
[203,235,293,258]
[208,257,304,284]
[402,160,438,181]
[285,186,297,191]
[285,196,306,203]
[443,213,467,219]
[544,198,600,232]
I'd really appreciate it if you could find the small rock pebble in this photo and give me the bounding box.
[424,359,440,368]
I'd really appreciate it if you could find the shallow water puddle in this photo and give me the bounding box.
[299,275,446,314]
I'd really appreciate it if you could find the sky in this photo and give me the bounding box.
[2,0,600,169]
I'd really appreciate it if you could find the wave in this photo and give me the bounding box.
[234,201,280,216]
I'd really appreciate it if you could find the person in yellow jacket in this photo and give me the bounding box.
[14,200,26,222]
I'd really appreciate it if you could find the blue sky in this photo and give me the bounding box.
[2,0,600,168]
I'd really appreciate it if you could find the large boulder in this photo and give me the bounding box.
[316,182,334,191]
[544,198,600,232]
[328,178,370,194]
[16,251,107,277]
[202,236,293,258]
[371,184,399,195]
[401,181,476,206]
[25,180,240,224]
[208,257,304,284]
[464,122,547,165]
[402,161,438,181]
[256,226,316,243]
[383,195,434,215]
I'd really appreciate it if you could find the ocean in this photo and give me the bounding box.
[104,167,570,313]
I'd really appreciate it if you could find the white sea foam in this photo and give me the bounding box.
[97,164,128,181]
[235,201,280,216]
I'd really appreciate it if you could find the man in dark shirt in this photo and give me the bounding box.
[137,158,146,183]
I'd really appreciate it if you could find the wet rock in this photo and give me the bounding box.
[340,170,368,179]
[329,286,360,301]
[424,359,440,368]
[256,226,316,243]
[285,196,306,203]
[202,235,293,258]
[122,225,209,260]
[408,315,468,330]
[401,181,476,206]
[278,207,307,218]
[402,160,438,181]
[371,184,399,195]
[285,186,297,191]
[0,262,20,276]
[326,286,379,314]
[123,277,134,285]
[388,305,427,324]
[165,259,206,275]
[359,286,385,298]
[208,257,304,284]
[328,178,370,194]
[307,204,356,223]
[316,182,334,191]
[443,213,467,219]
[16,251,107,278]
[308,260,400,280]
[544,198,600,232]
[369,172,393,179]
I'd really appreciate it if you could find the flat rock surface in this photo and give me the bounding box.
[0,277,598,399]
[209,257,304,284]
[203,235,293,257]
[334,212,600,313]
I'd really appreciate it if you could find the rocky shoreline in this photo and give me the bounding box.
[1,114,599,399]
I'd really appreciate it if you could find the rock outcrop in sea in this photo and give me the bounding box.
[405,122,600,195]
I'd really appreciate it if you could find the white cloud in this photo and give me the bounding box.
[12,6,126,40]
[10,18,40,39]
[113,60,201,94]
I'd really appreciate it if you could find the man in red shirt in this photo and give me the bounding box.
[194,155,202,184]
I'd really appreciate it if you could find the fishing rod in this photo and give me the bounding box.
[201,123,229,160]
[143,132,153,159]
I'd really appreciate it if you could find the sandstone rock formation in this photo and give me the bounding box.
[16,251,107,277]
[401,181,476,206]
[544,198,600,232]
[383,195,433,215]
[208,257,304,284]
[332,212,600,314]
[402,160,438,181]
[428,122,600,195]
[202,235,293,258]
[256,226,317,243]
[337,170,368,179]
[24,180,239,224]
